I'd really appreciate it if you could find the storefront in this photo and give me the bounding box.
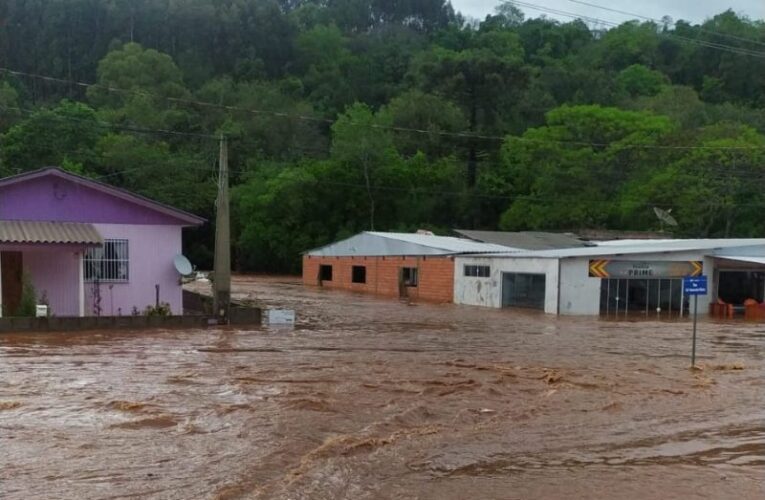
[455,239,765,316]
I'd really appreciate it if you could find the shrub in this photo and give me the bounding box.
[18,273,37,317]
[144,302,171,317]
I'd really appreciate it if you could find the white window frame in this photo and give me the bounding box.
[464,265,491,278]
[84,239,129,283]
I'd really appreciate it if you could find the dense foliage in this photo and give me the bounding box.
[1,1,764,272]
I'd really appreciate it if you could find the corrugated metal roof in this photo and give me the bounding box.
[369,232,517,253]
[468,239,765,259]
[454,229,591,250]
[0,221,103,245]
[305,231,518,257]
[716,255,765,265]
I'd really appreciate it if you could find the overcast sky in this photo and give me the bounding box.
[451,0,765,25]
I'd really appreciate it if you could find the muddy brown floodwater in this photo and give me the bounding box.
[1,276,763,499]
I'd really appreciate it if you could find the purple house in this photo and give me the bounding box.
[0,168,205,317]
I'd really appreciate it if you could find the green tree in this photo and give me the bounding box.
[294,24,358,115]
[87,43,192,130]
[410,29,528,185]
[623,123,765,236]
[498,105,674,230]
[617,64,668,97]
[0,81,21,130]
[0,100,102,176]
[379,90,466,158]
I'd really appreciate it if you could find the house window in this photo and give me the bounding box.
[319,265,333,281]
[352,266,367,284]
[84,239,129,282]
[464,265,490,278]
[402,267,418,287]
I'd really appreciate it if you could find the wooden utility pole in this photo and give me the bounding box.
[213,134,231,324]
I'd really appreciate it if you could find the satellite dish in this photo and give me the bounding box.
[653,207,678,230]
[174,254,194,276]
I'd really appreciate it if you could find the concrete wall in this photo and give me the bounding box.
[302,255,454,303]
[558,258,602,315]
[454,256,560,314]
[456,251,721,316]
[84,224,183,316]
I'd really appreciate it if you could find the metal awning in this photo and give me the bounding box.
[716,255,765,266]
[0,220,103,245]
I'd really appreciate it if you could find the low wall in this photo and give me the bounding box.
[0,314,209,333]
[0,309,263,333]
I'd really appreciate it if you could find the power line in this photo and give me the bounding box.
[4,67,765,152]
[4,78,765,152]
[0,104,219,140]
[564,0,765,48]
[509,1,765,59]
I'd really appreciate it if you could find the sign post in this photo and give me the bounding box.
[683,276,708,368]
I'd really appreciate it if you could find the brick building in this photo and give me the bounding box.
[302,232,513,303]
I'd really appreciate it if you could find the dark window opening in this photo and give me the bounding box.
[402,267,418,287]
[502,273,546,310]
[319,265,333,282]
[464,265,490,277]
[718,271,765,304]
[352,266,366,284]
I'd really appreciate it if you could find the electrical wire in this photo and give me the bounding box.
[564,0,765,48]
[3,75,765,152]
[0,104,219,140]
[508,1,765,59]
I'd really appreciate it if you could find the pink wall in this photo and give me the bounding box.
[0,175,189,225]
[83,224,183,316]
[0,171,202,317]
[23,249,81,317]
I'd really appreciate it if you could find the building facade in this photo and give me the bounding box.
[302,232,514,303]
[0,168,205,317]
[455,239,765,316]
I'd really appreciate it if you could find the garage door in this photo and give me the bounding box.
[502,273,546,310]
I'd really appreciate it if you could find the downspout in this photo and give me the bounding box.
[78,251,85,317]
[556,258,561,316]
[0,253,3,318]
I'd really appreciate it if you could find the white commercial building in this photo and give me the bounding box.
[454,239,765,316]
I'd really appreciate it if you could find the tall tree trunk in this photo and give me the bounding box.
[467,98,478,187]
[363,154,375,230]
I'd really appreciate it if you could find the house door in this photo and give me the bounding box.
[398,268,408,299]
[1,251,23,316]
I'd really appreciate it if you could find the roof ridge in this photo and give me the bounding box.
[0,167,205,226]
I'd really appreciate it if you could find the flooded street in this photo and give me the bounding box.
[1,276,763,499]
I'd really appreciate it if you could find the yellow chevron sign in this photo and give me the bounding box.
[690,261,703,277]
[589,259,610,278]
[589,260,704,278]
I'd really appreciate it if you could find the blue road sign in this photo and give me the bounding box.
[684,275,708,295]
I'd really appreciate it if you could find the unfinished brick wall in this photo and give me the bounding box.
[302,255,455,303]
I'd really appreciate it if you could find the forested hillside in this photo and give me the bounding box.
[1,1,764,272]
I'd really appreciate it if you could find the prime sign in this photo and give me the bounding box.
[589,260,703,279]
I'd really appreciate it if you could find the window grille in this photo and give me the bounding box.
[84,239,129,282]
